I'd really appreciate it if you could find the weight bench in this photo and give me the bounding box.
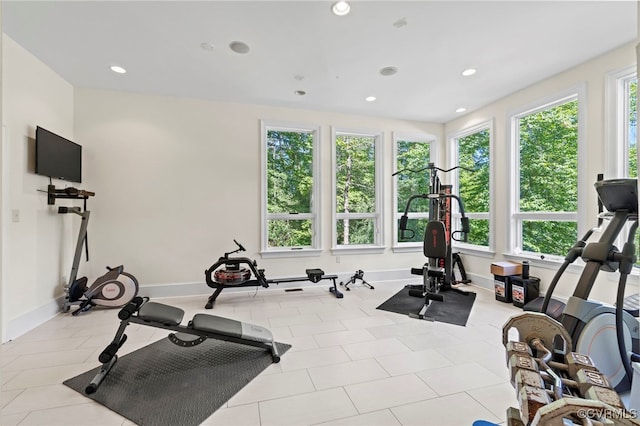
[86,297,281,394]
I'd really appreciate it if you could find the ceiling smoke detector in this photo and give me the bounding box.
[229,41,250,54]
[200,42,215,51]
[379,67,398,76]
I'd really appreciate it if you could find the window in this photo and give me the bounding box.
[605,66,638,266]
[606,66,637,179]
[332,129,383,252]
[509,86,585,259]
[449,121,492,252]
[261,121,320,255]
[392,133,436,248]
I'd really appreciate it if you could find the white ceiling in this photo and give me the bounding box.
[2,1,637,123]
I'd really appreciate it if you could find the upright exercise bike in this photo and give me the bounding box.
[395,163,472,319]
[534,177,640,391]
[59,206,139,315]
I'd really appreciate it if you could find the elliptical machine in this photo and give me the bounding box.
[533,177,639,392]
[59,206,139,315]
[394,163,472,319]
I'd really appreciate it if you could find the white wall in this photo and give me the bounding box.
[73,89,443,294]
[1,34,76,341]
[446,42,639,304]
[2,31,640,340]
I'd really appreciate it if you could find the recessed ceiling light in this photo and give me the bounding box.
[229,41,250,54]
[294,90,306,96]
[366,96,376,102]
[379,66,398,76]
[200,42,215,51]
[461,68,477,77]
[110,65,126,74]
[456,107,467,113]
[332,1,350,16]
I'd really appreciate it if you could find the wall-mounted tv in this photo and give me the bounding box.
[35,126,82,183]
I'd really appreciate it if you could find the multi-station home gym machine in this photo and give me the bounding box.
[503,178,640,425]
[394,163,472,319]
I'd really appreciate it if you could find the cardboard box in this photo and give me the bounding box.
[490,261,522,277]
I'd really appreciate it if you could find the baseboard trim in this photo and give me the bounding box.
[4,297,63,342]
[3,268,416,341]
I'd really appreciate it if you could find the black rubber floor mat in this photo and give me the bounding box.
[64,338,290,426]
[376,286,476,326]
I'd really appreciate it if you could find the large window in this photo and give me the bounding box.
[261,121,320,255]
[450,122,492,251]
[509,87,585,259]
[607,66,637,179]
[606,66,638,266]
[393,134,436,248]
[332,129,383,251]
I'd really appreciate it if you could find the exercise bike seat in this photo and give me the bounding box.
[192,314,274,344]
[138,302,185,326]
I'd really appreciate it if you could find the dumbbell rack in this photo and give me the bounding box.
[503,312,640,426]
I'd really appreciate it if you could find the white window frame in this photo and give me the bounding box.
[605,64,636,179]
[331,127,384,254]
[448,119,495,257]
[392,132,438,252]
[604,65,638,273]
[507,84,587,263]
[260,120,321,258]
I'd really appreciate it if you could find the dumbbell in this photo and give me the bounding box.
[575,369,624,408]
[508,353,553,424]
[508,353,539,387]
[549,352,598,378]
[517,385,552,425]
[507,342,601,386]
[506,341,532,365]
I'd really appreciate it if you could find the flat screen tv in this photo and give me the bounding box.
[35,126,82,183]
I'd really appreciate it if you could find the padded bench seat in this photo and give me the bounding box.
[192,314,274,344]
[138,302,184,326]
[137,302,274,344]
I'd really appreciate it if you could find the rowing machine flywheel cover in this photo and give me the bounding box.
[214,266,251,284]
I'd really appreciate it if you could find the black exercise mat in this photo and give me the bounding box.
[376,286,476,326]
[64,338,290,426]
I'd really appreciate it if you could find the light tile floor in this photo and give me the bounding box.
[1,280,522,425]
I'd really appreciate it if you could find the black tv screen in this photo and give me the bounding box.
[35,126,82,183]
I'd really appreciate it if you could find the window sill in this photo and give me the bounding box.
[453,244,495,259]
[392,243,422,253]
[331,245,386,256]
[260,248,322,259]
[503,252,584,274]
